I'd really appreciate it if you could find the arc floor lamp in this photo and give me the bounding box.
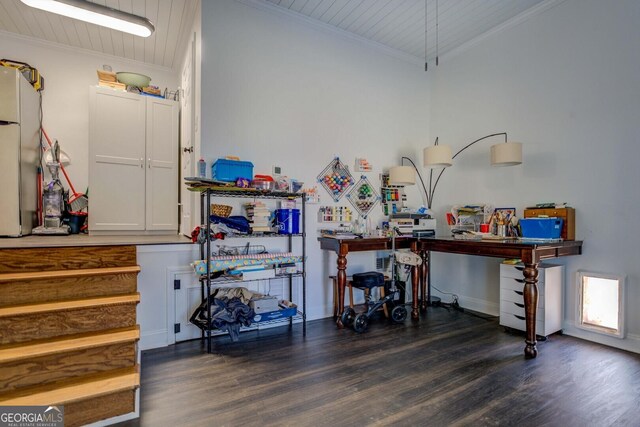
[388,132,523,305]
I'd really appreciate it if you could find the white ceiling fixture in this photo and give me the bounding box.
[0,0,198,69]
[20,0,154,37]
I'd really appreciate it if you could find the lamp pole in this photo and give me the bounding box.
[399,132,509,307]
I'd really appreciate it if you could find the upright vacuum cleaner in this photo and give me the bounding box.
[32,141,70,235]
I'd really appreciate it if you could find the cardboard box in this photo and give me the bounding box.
[253,305,297,322]
[250,296,280,314]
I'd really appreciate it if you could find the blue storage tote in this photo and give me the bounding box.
[274,209,300,234]
[253,306,297,322]
[212,159,254,182]
[520,218,564,239]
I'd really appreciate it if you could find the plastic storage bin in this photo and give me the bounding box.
[211,159,254,182]
[274,209,300,234]
[520,218,564,239]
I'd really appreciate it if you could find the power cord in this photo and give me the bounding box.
[431,285,463,311]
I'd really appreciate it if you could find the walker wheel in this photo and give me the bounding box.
[340,307,356,328]
[391,305,407,323]
[353,313,369,333]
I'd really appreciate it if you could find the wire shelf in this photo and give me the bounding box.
[191,312,304,333]
[200,188,303,199]
[198,272,304,283]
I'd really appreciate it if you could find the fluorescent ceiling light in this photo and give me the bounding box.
[20,0,154,37]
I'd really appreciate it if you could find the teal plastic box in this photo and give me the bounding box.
[520,218,564,239]
[212,159,254,182]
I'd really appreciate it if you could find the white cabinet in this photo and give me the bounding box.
[499,263,563,337]
[89,87,178,233]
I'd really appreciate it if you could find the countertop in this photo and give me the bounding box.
[0,234,193,249]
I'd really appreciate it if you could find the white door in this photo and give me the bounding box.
[174,271,204,342]
[180,34,196,237]
[145,97,179,231]
[89,87,146,231]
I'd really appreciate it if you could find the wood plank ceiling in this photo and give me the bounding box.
[261,0,547,62]
[0,0,198,70]
[0,0,548,69]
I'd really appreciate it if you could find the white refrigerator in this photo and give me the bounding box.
[0,67,40,236]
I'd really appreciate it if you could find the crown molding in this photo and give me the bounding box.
[0,29,175,74]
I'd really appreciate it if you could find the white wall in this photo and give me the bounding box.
[429,0,640,352]
[137,244,198,350]
[0,32,179,192]
[200,1,431,320]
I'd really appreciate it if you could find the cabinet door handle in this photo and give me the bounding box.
[514,290,523,296]
[514,278,525,283]
[514,302,525,308]
[514,315,525,320]
[148,158,151,168]
[140,158,144,168]
[515,266,524,271]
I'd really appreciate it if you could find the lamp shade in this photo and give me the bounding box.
[491,142,522,166]
[424,145,452,168]
[388,166,415,186]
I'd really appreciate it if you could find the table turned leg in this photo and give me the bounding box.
[336,252,348,328]
[411,252,420,320]
[523,263,539,359]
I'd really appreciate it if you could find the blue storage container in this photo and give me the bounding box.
[211,159,254,182]
[274,209,300,234]
[520,218,564,239]
[253,306,297,322]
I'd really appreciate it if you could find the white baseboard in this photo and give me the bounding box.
[139,329,170,351]
[563,320,640,354]
[455,295,500,317]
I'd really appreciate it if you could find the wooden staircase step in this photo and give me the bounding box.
[0,294,140,345]
[0,246,137,273]
[0,266,141,307]
[0,327,139,391]
[0,326,139,363]
[0,366,139,404]
[0,265,141,282]
[0,293,140,317]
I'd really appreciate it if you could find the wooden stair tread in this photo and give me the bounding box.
[0,266,141,283]
[0,367,140,405]
[0,326,139,363]
[0,293,140,317]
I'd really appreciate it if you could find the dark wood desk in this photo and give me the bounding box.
[318,236,583,359]
[414,237,582,358]
[318,236,420,320]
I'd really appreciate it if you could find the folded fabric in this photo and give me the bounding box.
[210,215,251,234]
[213,287,255,304]
[189,295,255,342]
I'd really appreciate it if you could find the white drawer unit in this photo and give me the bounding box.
[499,263,563,337]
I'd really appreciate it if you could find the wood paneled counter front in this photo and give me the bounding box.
[318,236,583,359]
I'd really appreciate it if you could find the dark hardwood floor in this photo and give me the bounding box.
[118,308,640,427]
